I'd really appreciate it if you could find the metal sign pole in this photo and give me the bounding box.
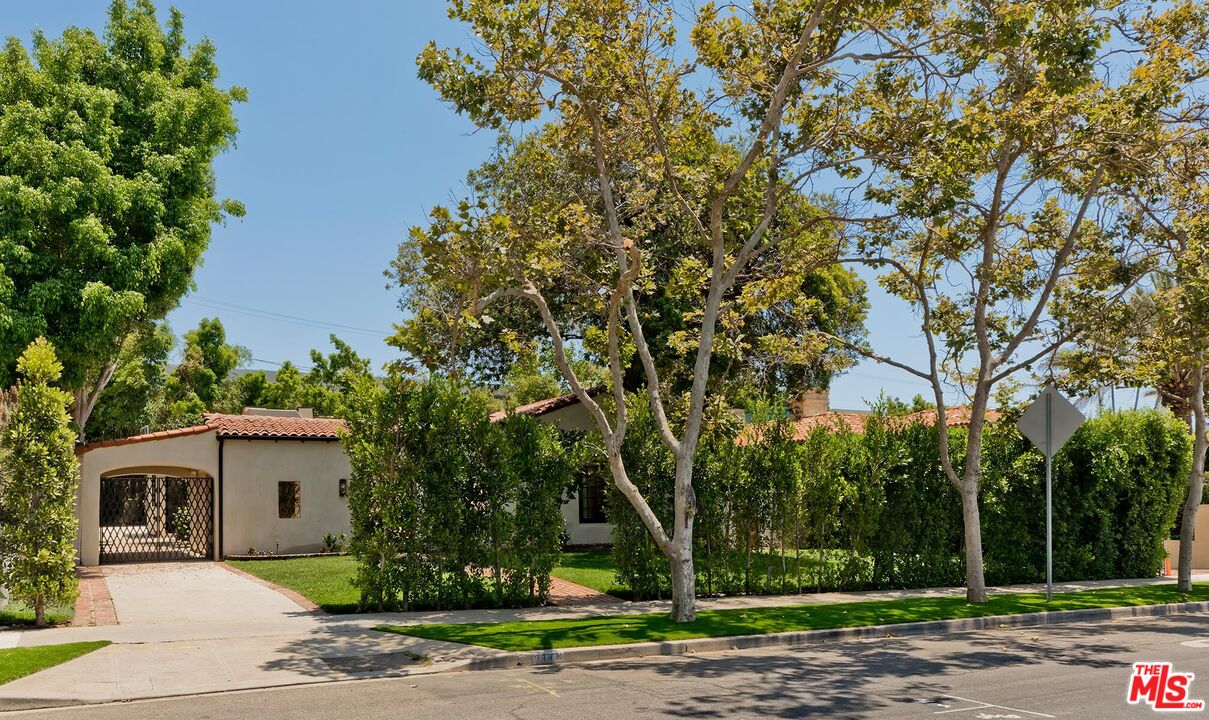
[1046,392,1053,602]
[1017,384,1083,605]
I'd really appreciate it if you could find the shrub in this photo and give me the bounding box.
[605,395,1189,598]
[0,339,80,627]
[343,375,571,611]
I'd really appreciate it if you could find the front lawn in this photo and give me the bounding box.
[552,552,625,596]
[231,553,628,610]
[0,641,110,685]
[228,556,359,613]
[378,582,1209,651]
[0,601,74,627]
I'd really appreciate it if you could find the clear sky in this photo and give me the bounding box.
[7,1,941,411]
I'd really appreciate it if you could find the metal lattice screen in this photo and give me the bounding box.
[99,474,214,563]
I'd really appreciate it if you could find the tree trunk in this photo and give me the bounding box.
[960,482,988,603]
[669,547,696,622]
[34,600,45,628]
[1179,364,1206,594]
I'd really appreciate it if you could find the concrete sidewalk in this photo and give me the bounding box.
[0,565,1204,710]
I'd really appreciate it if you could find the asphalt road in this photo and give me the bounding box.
[13,614,1209,719]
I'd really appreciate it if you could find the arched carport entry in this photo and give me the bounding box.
[99,467,214,564]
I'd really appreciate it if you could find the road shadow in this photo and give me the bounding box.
[524,614,1209,718]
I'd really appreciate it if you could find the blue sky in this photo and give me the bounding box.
[7,1,940,410]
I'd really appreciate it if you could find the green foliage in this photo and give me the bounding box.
[0,1,245,418]
[85,319,373,442]
[607,402,1190,598]
[86,323,174,439]
[321,533,346,553]
[343,374,570,611]
[0,339,80,626]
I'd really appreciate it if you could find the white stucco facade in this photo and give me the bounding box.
[76,416,351,565]
[220,438,350,555]
[510,396,616,547]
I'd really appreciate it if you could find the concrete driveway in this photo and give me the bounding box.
[0,563,497,709]
[103,562,306,630]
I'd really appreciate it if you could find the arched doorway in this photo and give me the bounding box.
[99,470,214,563]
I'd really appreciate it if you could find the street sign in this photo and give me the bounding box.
[1016,384,1086,601]
[1017,386,1085,458]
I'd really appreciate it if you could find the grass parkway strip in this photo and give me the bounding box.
[376,583,1209,651]
[0,641,111,685]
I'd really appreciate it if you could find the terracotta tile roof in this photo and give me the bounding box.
[489,388,599,423]
[77,423,215,454]
[736,406,1002,446]
[203,413,346,440]
[77,413,346,454]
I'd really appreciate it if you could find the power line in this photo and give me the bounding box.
[183,296,392,339]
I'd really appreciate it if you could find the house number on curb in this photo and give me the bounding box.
[1017,385,1085,601]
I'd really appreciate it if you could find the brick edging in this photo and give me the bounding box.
[72,567,118,628]
[455,599,1209,672]
[218,562,324,614]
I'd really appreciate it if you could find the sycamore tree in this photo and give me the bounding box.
[1059,127,1209,593]
[827,0,1207,600]
[0,0,245,431]
[0,339,79,627]
[413,0,939,621]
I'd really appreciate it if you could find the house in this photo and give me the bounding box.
[74,393,613,565]
[502,388,1003,550]
[736,391,1001,445]
[75,408,350,565]
[489,390,611,548]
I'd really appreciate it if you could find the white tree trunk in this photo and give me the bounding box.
[959,482,987,602]
[1179,363,1206,594]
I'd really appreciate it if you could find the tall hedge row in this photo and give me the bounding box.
[608,402,1190,600]
[342,377,570,611]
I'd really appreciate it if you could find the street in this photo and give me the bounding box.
[13,613,1209,719]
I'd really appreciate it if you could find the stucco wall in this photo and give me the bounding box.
[562,493,613,545]
[220,438,351,555]
[1165,504,1209,571]
[527,401,617,546]
[77,430,221,566]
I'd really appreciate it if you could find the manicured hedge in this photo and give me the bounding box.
[608,401,1190,599]
[343,376,570,611]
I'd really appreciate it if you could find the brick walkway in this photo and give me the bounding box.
[72,567,117,627]
[548,576,624,607]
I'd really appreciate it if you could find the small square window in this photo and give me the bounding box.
[278,481,301,519]
[339,478,348,498]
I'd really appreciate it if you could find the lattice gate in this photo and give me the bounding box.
[99,475,214,563]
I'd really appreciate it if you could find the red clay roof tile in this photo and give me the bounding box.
[203,413,346,440]
[489,388,599,423]
[78,413,347,454]
[736,406,1002,446]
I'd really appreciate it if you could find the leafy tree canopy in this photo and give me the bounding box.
[0,0,245,428]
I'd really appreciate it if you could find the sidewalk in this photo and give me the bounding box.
[0,569,1205,710]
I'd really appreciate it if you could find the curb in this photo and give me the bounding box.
[457,599,1209,671]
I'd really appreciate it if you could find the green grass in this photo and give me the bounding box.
[378,582,1209,651]
[0,642,110,685]
[228,556,359,613]
[552,552,625,596]
[0,601,74,627]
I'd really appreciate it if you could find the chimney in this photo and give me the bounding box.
[790,389,829,419]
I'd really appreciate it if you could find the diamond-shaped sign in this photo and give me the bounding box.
[1017,385,1085,458]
